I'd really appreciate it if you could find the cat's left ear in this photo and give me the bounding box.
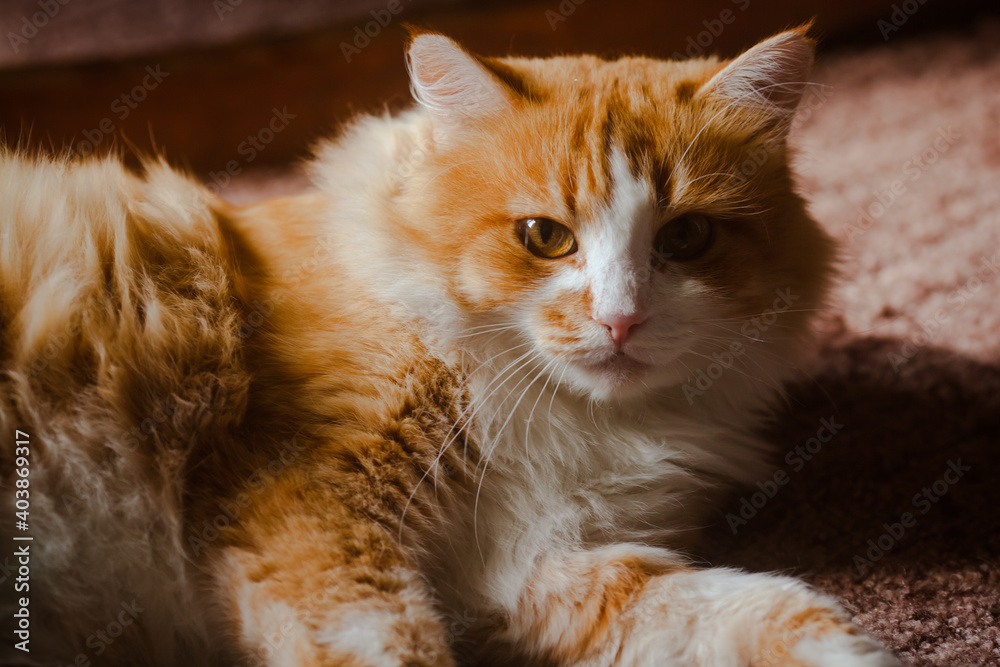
[406,30,518,144]
[699,25,816,130]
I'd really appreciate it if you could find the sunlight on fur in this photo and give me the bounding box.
[0,26,901,667]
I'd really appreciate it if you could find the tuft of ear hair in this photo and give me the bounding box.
[405,30,516,144]
[699,24,817,125]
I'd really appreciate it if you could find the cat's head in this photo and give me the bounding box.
[337,28,835,403]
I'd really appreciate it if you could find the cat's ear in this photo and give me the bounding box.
[699,25,815,128]
[406,31,516,143]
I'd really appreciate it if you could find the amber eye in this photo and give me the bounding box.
[654,214,713,261]
[517,217,578,259]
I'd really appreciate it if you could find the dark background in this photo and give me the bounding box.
[1,0,997,179]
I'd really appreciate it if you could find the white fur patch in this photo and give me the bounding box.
[584,147,658,323]
[791,634,903,667]
[317,610,401,667]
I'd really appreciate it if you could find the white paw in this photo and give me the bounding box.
[788,631,903,667]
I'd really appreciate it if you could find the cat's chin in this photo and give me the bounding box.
[571,353,653,401]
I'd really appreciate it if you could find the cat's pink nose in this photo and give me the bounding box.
[597,313,646,350]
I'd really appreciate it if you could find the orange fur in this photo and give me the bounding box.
[0,25,898,667]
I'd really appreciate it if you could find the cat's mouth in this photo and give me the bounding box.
[580,351,651,381]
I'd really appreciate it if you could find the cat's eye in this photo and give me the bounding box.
[517,217,578,259]
[654,214,713,261]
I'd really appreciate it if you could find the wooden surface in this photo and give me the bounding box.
[0,0,992,175]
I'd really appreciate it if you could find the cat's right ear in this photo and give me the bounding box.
[405,30,516,144]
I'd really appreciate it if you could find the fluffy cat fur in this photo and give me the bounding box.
[0,27,901,666]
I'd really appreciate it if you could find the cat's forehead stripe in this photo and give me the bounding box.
[567,96,662,218]
[564,102,614,214]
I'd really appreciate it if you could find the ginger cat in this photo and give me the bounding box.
[0,27,900,667]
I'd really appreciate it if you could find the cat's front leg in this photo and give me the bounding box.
[205,466,455,667]
[489,544,900,667]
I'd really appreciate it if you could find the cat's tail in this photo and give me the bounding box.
[0,150,249,665]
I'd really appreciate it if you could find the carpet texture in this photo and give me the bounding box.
[222,19,1000,666]
[702,19,1000,667]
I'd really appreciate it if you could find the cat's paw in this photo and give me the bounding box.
[784,632,902,667]
[620,568,900,667]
